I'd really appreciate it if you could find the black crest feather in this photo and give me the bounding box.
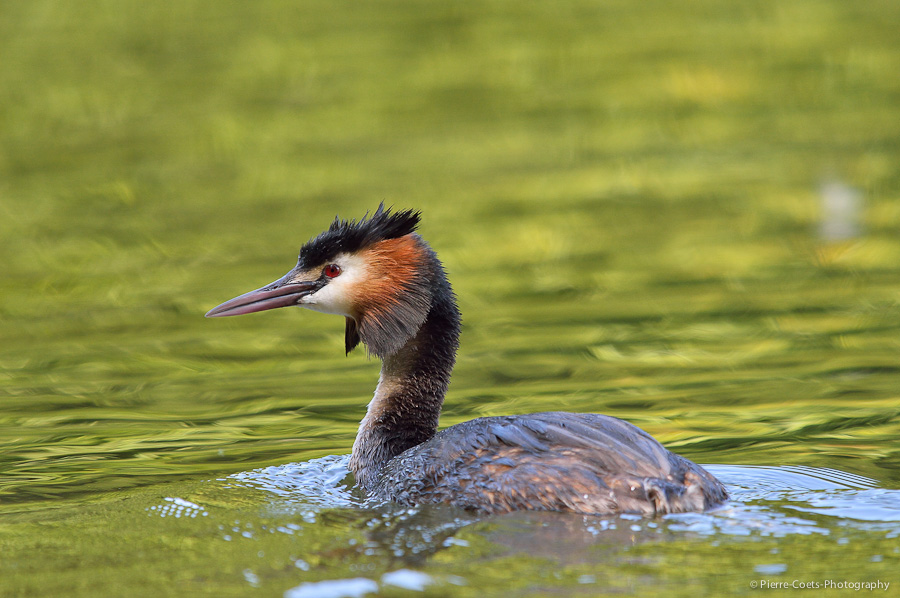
[298,203,420,269]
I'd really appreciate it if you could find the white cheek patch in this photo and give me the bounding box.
[298,253,367,317]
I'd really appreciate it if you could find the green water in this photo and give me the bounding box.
[2,1,899,596]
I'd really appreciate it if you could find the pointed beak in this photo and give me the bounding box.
[205,273,323,318]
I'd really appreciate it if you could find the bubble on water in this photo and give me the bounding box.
[146,497,209,519]
[283,577,378,598]
[755,563,788,575]
[230,455,357,510]
[381,569,434,591]
[243,569,260,588]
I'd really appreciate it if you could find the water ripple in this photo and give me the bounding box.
[227,454,359,508]
[214,459,900,539]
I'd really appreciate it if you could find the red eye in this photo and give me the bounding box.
[323,264,342,278]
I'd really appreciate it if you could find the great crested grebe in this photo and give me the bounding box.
[207,205,728,515]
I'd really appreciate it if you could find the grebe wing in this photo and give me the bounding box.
[373,412,727,515]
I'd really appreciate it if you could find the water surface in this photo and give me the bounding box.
[2,0,899,596]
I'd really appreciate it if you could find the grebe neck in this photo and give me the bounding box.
[349,267,460,490]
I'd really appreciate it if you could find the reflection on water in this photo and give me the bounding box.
[146,496,210,519]
[216,458,900,535]
[228,455,359,509]
[135,459,900,596]
[284,569,437,598]
[818,178,864,242]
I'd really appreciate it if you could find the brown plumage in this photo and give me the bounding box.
[207,204,728,516]
[349,236,431,357]
[374,413,725,515]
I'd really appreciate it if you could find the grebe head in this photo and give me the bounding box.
[206,204,435,357]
